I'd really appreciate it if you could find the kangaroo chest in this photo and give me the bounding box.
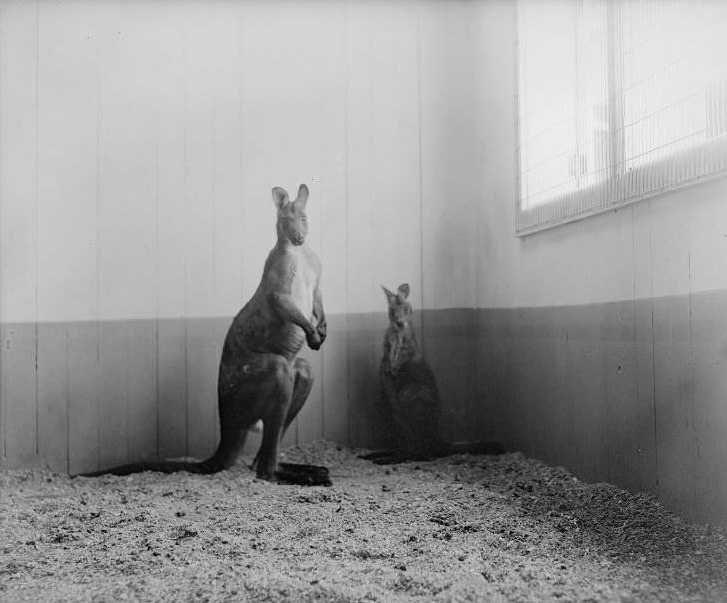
[288,250,318,320]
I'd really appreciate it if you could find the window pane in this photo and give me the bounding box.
[516,0,727,235]
[518,0,609,210]
[621,0,727,171]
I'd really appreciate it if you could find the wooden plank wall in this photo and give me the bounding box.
[0,0,482,473]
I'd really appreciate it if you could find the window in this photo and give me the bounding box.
[516,0,727,235]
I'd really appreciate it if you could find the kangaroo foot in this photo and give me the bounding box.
[359,449,398,461]
[359,449,411,465]
[275,462,331,486]
[360,447,452,465]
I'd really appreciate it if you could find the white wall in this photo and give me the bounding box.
[474,0,727,310]
[0,0,482,330]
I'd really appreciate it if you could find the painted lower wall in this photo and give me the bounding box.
[475,292,727,527]
[0,309,481,474]
[3,298,726,526]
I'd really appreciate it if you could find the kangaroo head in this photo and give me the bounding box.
[382,283,412,328]
[272,184,309,246]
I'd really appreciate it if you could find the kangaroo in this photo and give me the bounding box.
[362,283,502,465]
[79,184,329,484]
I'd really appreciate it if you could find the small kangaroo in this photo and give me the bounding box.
[80,184,329,483]
[362,283,502,464]
[368,283,449,463]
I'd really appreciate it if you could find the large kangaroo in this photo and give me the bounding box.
[362,283,502,464]
[80,184,328,483]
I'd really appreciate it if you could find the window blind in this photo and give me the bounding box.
[516,0,727,235]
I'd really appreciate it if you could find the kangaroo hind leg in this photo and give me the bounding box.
[253,355,295,481]
[251,357,316,474]
[283,357,314,433]
[276,357,331,485]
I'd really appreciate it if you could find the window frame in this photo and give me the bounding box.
[514,0,727,237]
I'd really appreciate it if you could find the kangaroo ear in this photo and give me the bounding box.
[272,187,289,210]
[382,285,397,305]
[295,184,309,208]
[397,283,410,300]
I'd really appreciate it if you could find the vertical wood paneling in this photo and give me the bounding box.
[237,6,270,456]
[691,292,727,525]
[632,300,658,494]
[96,3,158,467]
[364,1,426,446]
[156,320,187,459]
[474,309,511,447]
[417,3,483,445]
[0,1,39,467]
[419,2,479,313]
[343,1,377,447]
[317,3,349,444]
[121,14,160,465]
[1,1,493,476]
[630,203,659,494]
[183,8,222,459]
[206,8,244,453]
[186,320,218,460]
[209,5,244,457]
[67,323,99,475]
[650,305,694,508]
[551,311,576,464]
[368,2,423,297]
[1,325,38,468]
[423,310,479,443]
[36,323,67,473]
[97,323,128,469]
[322,318,349,444]
[289,3,352,448]
[346,314,379,448]
[35,4,70,473]
[152,9,189,460]
[36,1,100,474]
[604,302,639,489]
[126,321,157,462]
[652,296,696,516]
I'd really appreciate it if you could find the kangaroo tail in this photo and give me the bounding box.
[360,440,504,465]
[74,439,238,478]
[447,440,504,456]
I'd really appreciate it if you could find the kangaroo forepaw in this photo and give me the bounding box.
[306,330,323,350]
[316,321,327,342]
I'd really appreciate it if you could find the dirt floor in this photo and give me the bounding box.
[1,440,726,602]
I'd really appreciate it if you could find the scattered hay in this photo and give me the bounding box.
[1,441,725,602]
